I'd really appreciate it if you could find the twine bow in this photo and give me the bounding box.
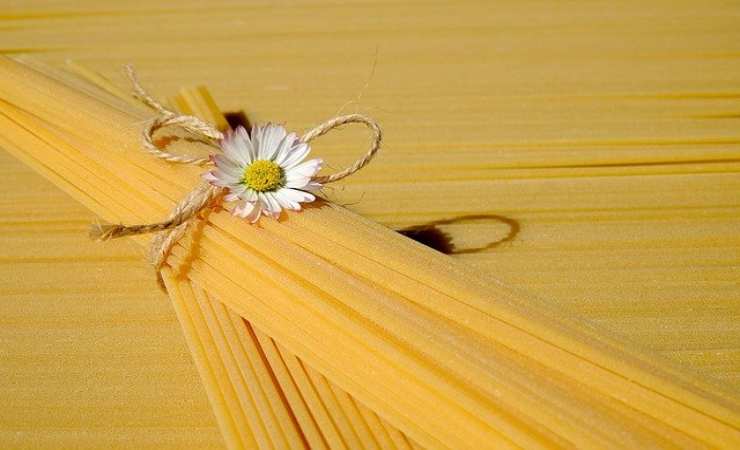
[91,66,383,288]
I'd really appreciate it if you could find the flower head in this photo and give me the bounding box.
[204,124,323,222]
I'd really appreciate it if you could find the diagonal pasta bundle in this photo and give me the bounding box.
[0,56,738,449]
[162,268,417,450]
[2,58,418,450]
[163,85,418,450]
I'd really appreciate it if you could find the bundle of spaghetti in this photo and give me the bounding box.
[1,56,739,449]
[0,59,428,449]
[3,0,740,397]
[163,269,418,450]
[160,83,418,450]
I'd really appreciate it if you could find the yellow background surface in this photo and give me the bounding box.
[1,0,739,448]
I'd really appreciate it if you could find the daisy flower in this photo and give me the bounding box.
[203,124,323,222]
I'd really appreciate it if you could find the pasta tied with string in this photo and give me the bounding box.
[91,66,383,285]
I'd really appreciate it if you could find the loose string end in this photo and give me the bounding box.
[89,222,124,241]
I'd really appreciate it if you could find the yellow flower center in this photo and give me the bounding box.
[243,160,284,192]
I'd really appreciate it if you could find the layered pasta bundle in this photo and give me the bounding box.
[3,57,417,450]
[3,0,740,397]
[0,56,738,449]
[162,84,419,450]
[162,270,417,450]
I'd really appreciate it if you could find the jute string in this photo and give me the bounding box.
[91,66,383,287]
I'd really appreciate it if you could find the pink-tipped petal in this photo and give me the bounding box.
[224,184,246,202]
[245,204,262,223]
[233,200,256,218]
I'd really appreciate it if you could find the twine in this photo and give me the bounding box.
[91,66,383,287]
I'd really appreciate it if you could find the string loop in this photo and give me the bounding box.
[302,114,382,184]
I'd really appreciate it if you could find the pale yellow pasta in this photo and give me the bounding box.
[0,57,738,449]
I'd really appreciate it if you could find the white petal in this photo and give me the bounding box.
[249,125,263,159]
[215,167,244,185]
[285,175,311,189]
[273,133,298,165]
[235,126,257,163]
[212,166,242,183]
[221,128,252,166]
[277,188,315,206]
[233,200,255,218]
[207,169,242,187]
[243,189,258,202]
[246,204,262,223]
[273,190,298,211]
[267,193,284,218]
[233,200,262,223]
[222,166,244,180]
[259,192,282,219]
[213,154,245,178]
[303,181,324,193]
[224,184,247,202]
[287,158,323,179]
[258,124,288,160]
[279,142,311,169]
